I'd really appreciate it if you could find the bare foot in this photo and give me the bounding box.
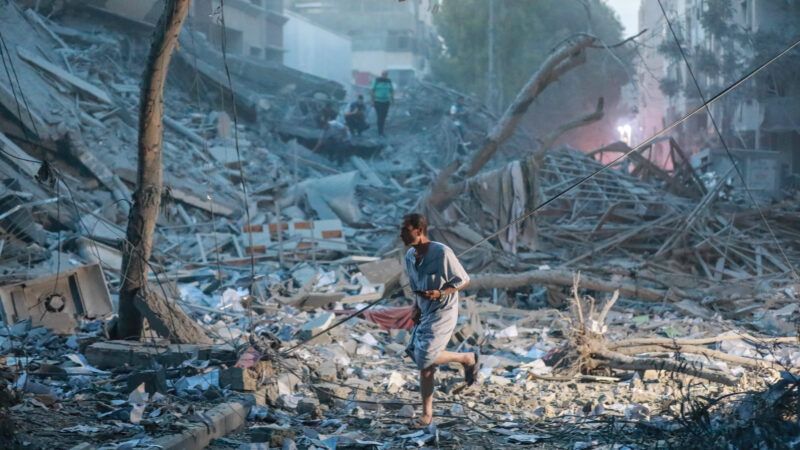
[410,415,433,429]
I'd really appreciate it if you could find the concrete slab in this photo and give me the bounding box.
[151,399,251,450]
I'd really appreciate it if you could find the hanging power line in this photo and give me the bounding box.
[656,0,798,280]
[281,32,800,355]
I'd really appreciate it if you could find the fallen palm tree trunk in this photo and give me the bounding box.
[588,348,739,385]
[469,268,682,302]
[610,336,799,348]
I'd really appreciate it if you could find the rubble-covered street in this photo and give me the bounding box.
[0,0,799,449]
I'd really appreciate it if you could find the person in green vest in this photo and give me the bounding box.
[370,70,394,137]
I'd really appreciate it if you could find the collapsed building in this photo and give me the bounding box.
[0,1,798,449]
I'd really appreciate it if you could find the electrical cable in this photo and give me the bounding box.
[656,0,798,280]
[0,29,40,139]
[217,1,257,296]
[280,32,800,355]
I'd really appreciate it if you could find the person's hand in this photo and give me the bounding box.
[421,290,443,301]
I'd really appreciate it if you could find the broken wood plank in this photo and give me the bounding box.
[163,114,205,146]
[65,132,131,204]
[755,245,764,277]
[120,166,234,217]
[168,186,235,217]
[23,9,68,49]
[17,46,111,104]
[350,155,384,187]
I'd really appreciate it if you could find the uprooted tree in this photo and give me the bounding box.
[117,0,210,343]
[544,273,796,386]
[425,34,619,212]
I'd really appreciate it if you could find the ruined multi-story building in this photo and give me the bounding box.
[636,0,800,195]
[85,0,288,62]
[288,0,437,87]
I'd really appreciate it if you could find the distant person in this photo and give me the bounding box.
[371,70,394,137]
[449,96,469,154]
[313,117,351,164]
[449,96,467,133]
[344,95,369,136]
[317,102,338,128]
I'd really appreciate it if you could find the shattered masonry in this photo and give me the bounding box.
[0,2,798,450]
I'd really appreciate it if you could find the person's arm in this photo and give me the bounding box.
[370,80,376,103]
[423,247,470,301]
[389,81,395,103]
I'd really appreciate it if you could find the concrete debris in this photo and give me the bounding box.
[0,2,797,449]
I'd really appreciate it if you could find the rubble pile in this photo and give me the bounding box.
[0,2,798,449]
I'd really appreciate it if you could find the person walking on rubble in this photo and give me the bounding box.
[400,213,479,428]
[370,70,394,137]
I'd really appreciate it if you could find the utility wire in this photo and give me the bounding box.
[656,0,798,280]
[281,32,800,355]
[217,1,257,289]
[0,29,40,139]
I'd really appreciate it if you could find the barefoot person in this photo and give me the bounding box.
[400,213,478,427]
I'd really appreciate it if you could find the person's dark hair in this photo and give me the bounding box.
[403,213,428,234]
[357,94,364,100]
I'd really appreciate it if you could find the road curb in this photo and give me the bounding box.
[152,399,252,450]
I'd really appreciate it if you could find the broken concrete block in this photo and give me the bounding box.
[296,171,361,225]
[297,397,321,417]
[314,382,351,405]
[398,404,415,418]
[277,394,300,410]
[277,372,301,397]
[85,341,236,369]
[316,362,338,382]
[127,370,167,395]
[298,312,335,341]
[340,339,358,356]
[249,425,295,446]
[358,258,403,290]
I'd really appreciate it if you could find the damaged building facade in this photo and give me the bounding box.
[636,0,800,196]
